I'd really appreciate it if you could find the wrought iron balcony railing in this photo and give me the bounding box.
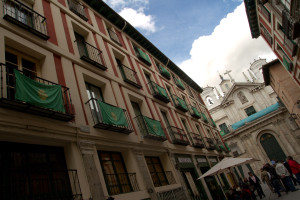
[188,132,205,148]
[3,0,49,40]
[215,139,223,152]
[203,137,216,150]
[157,64,171,80]
[171,94,189,112]
[261,4,271,22]
[210,118,216,127]
[291,0,300,22]
[134,115,167,141]
[157,187,187,200]
[68,0,88,21]
[104,173,140,195]
[282,54,294,72]
[1,169,82,200]
[75,40,107,70]
[282,9,300,40]
[284,36,298,57]
[108,29,122,45]
[118,63,142,89]
[201,112,209,123]
[188,105,201,119]
[148,81,170,103]
[167,126,190,146]
[86,98,133,134]
[225,142,231,152]
[0,64,74,121]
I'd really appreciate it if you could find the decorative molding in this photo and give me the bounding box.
[79,140,95,155]
[222,100,234,108]
[250,84,264,93]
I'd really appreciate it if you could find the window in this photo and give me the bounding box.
[161,111,171,128]
[245,106,256,116]
[98,151,132,195]
[86,83,103,122]
[145,157,168,187]
[145,73,152,84]
[181,119,189,133]
[219,123,230,134]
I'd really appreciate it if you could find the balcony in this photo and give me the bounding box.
[174,78,185,90]
[188,132,205,148]
[68,0,88,21]
[135,47,152,66]
[215,139,223,152]
[158,64,171,80]
[118,64,142,89]
[225,143,231,152]
[86,98,133,134]
[203,137,216,150]
[201,112,209,123]
[3,0,49,40]
[210,118,216,127]
[284,37,298,57]
[171,95,188,112]
[108,29,122,46]
[167,126,190,146]
[2,169,82,200]
[148,81,170,103]
[188,105,201,119]
[104,173,140,195]
[0,64,74,121]
[135,115,167,141]
[282,54,294,72]
[282,9,300,40]
[291,0,300,22]
[75,40,107,70]
[261,5,271,22]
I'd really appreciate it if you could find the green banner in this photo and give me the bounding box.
[143,116,165,137]
[176,78,185,90]
[98,100,128,127]
[191,106,201,117]
[220,130,226,136]
[14,69,65,113]
[201,112,208,121]
[211,118,216,127]
[137,47,151,65]
[176,97,188,110]
[155,84,169,100]
[159,65,171,79]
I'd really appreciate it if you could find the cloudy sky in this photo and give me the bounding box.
[103,0,276,88]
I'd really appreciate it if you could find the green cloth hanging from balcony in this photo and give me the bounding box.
[159,64,171,79]
[137,47,151,65]
[211,118,216,127]
[176,78,185,90]
[143,116,165,137]
[201,112,208,122]
[14,69,65,113]
[98,100,128,127]
[220,130,226,136]
[176,97,188,111]
[191,106,201,118]
[155,84,169,100]
[225,143,231,151]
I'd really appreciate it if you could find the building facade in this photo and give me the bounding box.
[0,0,230,200]
[201,59,300,174]
[244,0,300,124]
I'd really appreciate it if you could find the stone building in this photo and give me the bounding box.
[201,59,300,174]
[0,0,229,200]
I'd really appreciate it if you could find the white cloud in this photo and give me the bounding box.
[119,8,156,33]
[103,0,149,10]
[179,3,276,88]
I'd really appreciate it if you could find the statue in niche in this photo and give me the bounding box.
[237,91,248,104]
[206,97,214,105]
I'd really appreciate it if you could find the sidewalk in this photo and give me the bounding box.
[260,182,300,200]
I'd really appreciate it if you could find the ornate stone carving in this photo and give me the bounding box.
[237,91,248,104]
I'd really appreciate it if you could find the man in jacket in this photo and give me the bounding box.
[287,156,300,184]
[275,161,298,192]
[248,172,265,199]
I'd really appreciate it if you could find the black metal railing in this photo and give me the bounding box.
[134,115,167,141]
[0,169,82,200]
[284,36,298,57]
[0,64,74,121]
[188,105,201,119]
[282,9,300,40]
[291,0,300,22]
[171,94,189,112]
[203,137,216,150]
[85,98,133,134]
[104,173,139,195]
[75,40,107,70]
[3,0,49,40]
[261,5,271,22]
[68,0,88,21]
[283,54,294,72]
[118,64,142,89]
[214,138,223,152]
[148,81,170,103]
[167,126,190,146]
[157,187,187,200]
[108,29,122,45]
[188,132,205,148]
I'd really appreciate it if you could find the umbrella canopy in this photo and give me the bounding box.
[198,157,259,179]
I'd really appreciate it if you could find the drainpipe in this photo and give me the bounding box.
[122,21,127,31]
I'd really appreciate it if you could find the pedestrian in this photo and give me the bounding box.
[287,156,300,184]
[284,159,300,186]
[275,160,298,192]
[248,172,266,199]
[243,178,256,200]
[264,163,285,197]
[260,167,274,193]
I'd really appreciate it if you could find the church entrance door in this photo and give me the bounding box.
[260,133,286,161]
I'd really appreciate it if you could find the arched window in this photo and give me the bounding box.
[237,91,248,104]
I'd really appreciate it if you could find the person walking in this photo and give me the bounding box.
[264,163,285,197]
[275,160,298,192]
[287,156,300,184]
[248,172,266,199]
[284,160,300,186]
[260,167,274,193]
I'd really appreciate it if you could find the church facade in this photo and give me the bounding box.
[201,59,300,174]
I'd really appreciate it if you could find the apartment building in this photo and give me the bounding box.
[244,0,300,124]
[0,0,230,200]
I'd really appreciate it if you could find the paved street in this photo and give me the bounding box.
[260,182,300,200]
